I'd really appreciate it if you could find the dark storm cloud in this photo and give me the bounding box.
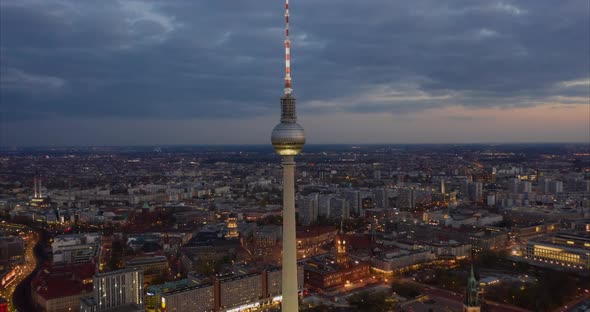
[0,0,588,121]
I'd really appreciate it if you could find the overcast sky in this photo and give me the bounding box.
[1,0,589,146]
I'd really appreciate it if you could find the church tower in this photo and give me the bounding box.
[225,213,239,239]
[334,220,349,265]
[464,263,480,312]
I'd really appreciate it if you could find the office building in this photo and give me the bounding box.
[161,284,215,312]
[145,279,194,312]
[154,266,304,312]
[0,236,24,264]
[125,256,169,286]
[513,223,558,242]
[524,233,590,270]
[372,249,434,274]
[93,268,144,310]
[52,233,100,265]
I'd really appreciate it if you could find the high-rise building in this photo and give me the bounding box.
[463,264,480,312]
[468,182,483,202]
[270,1,306,310]
[342,190,361,216]
[298,193,318,225]
[461,179,470,197]
[538,178,550,194]
[398,188,416,210]
[549,180,564,194]
[509,177,520,193]
[487,195,496,206]
[93,268,144,310]
[373,188,389,209]
[373,170,382,180]
[329,197,350,220]
[520,181,531,193]
[318,195,332,219]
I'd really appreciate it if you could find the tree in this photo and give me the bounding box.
[391,281,421,299]
[150,273,169,286]
[256,215,282,226]
[108,254,121,271]
[108,240,124,270]
[302,304,335,312]
[347,291,395,312]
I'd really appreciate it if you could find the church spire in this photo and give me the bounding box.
[464,261,480,311]
[335,209,348,265]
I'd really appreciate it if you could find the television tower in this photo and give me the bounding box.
[270,0,305,310]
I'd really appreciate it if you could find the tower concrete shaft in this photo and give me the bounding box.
[281,155,298,312]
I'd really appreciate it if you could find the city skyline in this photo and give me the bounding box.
[2,143,588,312]
[1,0,589,146]
[1,1,589,309]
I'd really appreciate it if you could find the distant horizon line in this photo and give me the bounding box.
[1,141,588,149]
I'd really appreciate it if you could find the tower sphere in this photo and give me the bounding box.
[271,122,305,156]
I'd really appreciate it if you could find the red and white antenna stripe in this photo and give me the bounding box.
[284,0,292,94]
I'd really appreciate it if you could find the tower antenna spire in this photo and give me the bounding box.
[284,0,292,94]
